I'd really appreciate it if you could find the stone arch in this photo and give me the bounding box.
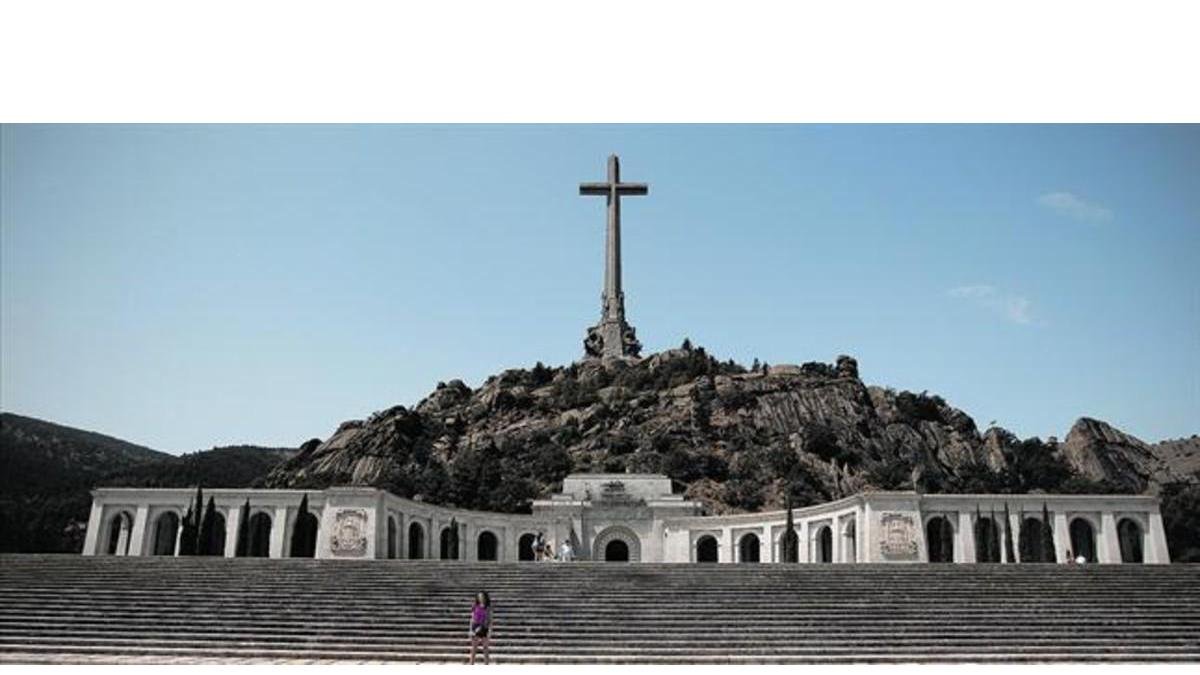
[440,525,460,560]
[926,516,954,563]
[290,510,318,558]
[408,522,425,560]
[695,535,719,563]
[105,510,134,556]
[738,532,761,563]
[843,520,857,563]
[778,529,800,563]
[974,516,1001,562]
[151,511,180,556]
[387,516,398,559]
[202,511,227,556]
[246,511,272,558]
[1118,518,1144,563]
[593,525,640,562]
[477,530,499,561]
[1019,517,1053,562]
[1069,517,1097,562]
[518,533,537,561]
[814,525,833,563]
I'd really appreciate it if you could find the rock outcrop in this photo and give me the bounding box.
[265,347,1194,514]
[1060,417,1184,492]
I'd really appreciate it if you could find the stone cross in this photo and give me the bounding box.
[579,155,648,359]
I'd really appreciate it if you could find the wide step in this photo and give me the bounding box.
[1,554,1198,663]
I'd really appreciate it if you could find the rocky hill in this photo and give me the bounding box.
[0,413,296,553]
[265,346,1196,516]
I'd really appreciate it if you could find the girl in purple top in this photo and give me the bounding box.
[468,591,491,664]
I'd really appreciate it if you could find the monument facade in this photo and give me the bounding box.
[82,475,1171,564]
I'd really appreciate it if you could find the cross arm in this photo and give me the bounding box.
[579,182,649,196]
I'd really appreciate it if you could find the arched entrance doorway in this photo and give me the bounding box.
[518,533,536,561]
[974,516,1001,562]
[593,526,640,562]
[1019,517,1053,562]
[926,516,954,563]
[605,540,629,561]
[247,512,272,558]
[779,529,799,563]
[477,531,499,561]
[815,526,833,563]
[106,511,133,556]
[152,512,180,556]
[408,522,425,560]
[202,512,227,556]
[738,533,761,563]
[696,535,718,562]
[1069,518,1097,563]
[440,526,459,560]
[1118,518,1144,563]
[290,511,318,558]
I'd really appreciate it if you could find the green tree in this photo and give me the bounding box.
[199,496,218,555]
[235,499,251,557]
[1002,502,1016,563]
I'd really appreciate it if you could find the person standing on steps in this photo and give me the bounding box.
[468,591,492,665]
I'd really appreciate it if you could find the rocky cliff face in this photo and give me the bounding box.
[264,347,1195,514]
[1059,418,1183,492]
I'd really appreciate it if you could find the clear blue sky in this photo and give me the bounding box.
[2,125,1197,453]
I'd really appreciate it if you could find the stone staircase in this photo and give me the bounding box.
[1,554,1198,663]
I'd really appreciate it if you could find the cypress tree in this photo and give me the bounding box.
[235,499,251,557]
[1041,502,1056,563]
[783,497,798,563]
[179,506,197,556]
[199,496,217,556]
[191,486,204,555]
[989,506,999,562]
[974,505,984,562]
[290,494,311,558]
[1003,502,1017,563]
[449,517,459,559]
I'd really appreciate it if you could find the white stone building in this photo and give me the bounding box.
[83,473,1172,564]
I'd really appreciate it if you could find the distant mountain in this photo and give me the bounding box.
[0,413,295,553]
[0,413,171,493]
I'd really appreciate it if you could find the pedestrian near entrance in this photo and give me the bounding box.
[468,591,491,665]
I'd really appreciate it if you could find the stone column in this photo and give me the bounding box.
[1147,511,1170,564]
[427,516,436,559]
[798,521,809,563]
[269,506,289,558]
[82,501,104,556]
[461,521,472,562]
[174,519,184,556]
[1053,511,1070,561]
[400,514,410,559]
[224,506,241,558]
[1100,511,1121,563]
[127,504,150,557]
[833,519,843,563]
[503,525,517,563]
[1003,509,1021,563]
[430,517,441,558]
[721,528,734,563]
[957,511,975,563]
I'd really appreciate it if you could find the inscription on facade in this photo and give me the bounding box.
[598,481,644,506]
[878,513,919,560]
[330,509,369,557]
